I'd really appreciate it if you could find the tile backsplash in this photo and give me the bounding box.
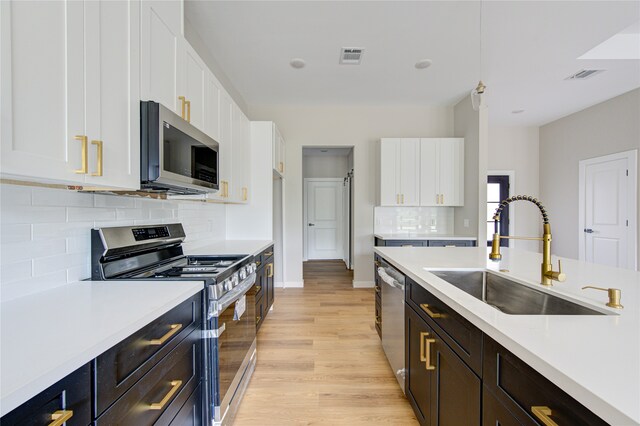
[374,206,454,235]
[0,184,226,302]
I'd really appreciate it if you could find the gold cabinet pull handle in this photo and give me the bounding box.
[264,252,273,257]
[49,410,73,426]
[148,324,182,345]
[256,316,261,322]
[185,100,191,123]
[531,406,559,426]
[267,263,274,278]
[255,285,262,292]
[178,96,186,119]
[420,303,443,318]
[242,187,248,201]
[374,260,381,267]
[425,336,436,370]
[419,331,428,362]
[375,286,380,294]
[149,380,182,410]
[279,162,284,173]
[91,140,103,176]
[74,135,88,174]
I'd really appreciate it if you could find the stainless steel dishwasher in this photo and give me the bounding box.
[378,259,406,393]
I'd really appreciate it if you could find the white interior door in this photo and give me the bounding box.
[306,180,343,260]
[581,152,636,269]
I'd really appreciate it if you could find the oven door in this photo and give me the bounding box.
[207,279,257,420]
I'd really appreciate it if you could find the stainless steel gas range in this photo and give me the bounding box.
[91,223,257,426]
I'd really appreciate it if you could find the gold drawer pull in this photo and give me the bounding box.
[148,324,182,345]
[374,260,381,267]
[242,187,248,201]
[531,406,559,426]
[424,335,436,370]
[264,251,273,257]
[279,162,284,173]
[256,316,261,322]
[49,410,73,426]
[255,285,262,292]
[91,140,103,176]
[74,135,88,174]
[420,303,443,318]
[149,380,182,410]
[267,263,274,278]
[375,286,380,294]
[185,100,191,123]
[419,331,428,362]
[178,96,186,119]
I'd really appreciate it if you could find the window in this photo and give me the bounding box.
[487,176,510,247]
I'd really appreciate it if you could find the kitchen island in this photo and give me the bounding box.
[374,246,640,425]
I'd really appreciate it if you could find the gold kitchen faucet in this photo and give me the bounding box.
[489,195,566,286]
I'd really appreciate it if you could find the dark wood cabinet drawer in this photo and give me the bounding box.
[96,329,201,425]
[483,335,608,426]
[406,278,483,376]
[0,364,91,426]
[374,298,381,338]
[427,240,475,247]
[482,385,521,426]
[254,267,265,300]
[256,245,274,269]
[167,383,203,426]
[95,292,202,415]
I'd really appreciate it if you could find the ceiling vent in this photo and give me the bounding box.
[339,47,364,65]
[565,69,605,80]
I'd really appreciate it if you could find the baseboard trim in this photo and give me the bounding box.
[276,281,304,288]
[353,280,375,288]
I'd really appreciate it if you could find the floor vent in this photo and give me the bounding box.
[340,47,364,65]
[565,69,605,80]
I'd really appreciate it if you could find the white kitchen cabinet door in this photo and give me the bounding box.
[209,91,233,201]
[419,138,464,207]
[419,138,440,206]
[438,138,464,206]
[229,104,244,202]
[180,41,207,132]
[1,0,86,184]
[399,138,420,206]
[240,111,251,203]
[204,72,221,142]
[83,0,140,190]
[379,139,401,206]
[278,133,286,177]
[273,125,285,176]
[140,0,182,115]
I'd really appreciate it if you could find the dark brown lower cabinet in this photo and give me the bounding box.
[482,386,521,426]
[0,363,91,426]
[405,304,481,426]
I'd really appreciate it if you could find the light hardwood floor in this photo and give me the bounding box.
[234,260,418,425]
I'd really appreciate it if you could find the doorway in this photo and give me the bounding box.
[579,150,637,269]
[487,174,512,247]
[302,147,354,266]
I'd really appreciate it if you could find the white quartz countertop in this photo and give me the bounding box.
[374,233,477,241]
[374,246,640,425]
[0,280,203,416]
[186,239,273,257]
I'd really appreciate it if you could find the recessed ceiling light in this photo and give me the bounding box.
[290,58,306,69]
[512,109,525,114]
[415,59,433,69]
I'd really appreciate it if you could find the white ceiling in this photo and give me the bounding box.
[185,1,640,126]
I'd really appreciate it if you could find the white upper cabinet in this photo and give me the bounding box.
[1,0,86,184]
[140,0,182,115]
[179,41,207,132]
[84,0,140,189]
[230,105,250,203]
[419,138,464,206]
[1,0,139,190]
[273,125,286,177]
[204,73,222,142]
[379,138,420,206]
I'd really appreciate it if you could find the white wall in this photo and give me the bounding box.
[303,155,348,179]
[453,96,488,242]
[539,88,640,267]
[0,184,226,302]
[249,105,454,286]
[488,126,540,252]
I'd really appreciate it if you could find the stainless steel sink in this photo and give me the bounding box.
[430,270,605,315]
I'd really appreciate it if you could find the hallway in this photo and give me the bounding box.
[234,260,417,425]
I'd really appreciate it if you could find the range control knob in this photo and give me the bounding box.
[231,275,239,287]
[239,268,247,280]
[224,279,232,291]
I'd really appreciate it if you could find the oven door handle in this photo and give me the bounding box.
[208,272,257,319]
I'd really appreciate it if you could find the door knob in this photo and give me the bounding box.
[308,223,315,227]
[584,228,594,233]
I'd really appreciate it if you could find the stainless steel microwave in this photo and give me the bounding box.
[140,101,219,194]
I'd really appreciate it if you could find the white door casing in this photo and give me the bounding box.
[579,150,637,270]
[305,179,343,260]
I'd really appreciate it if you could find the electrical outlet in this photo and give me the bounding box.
[464,219,469,227]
